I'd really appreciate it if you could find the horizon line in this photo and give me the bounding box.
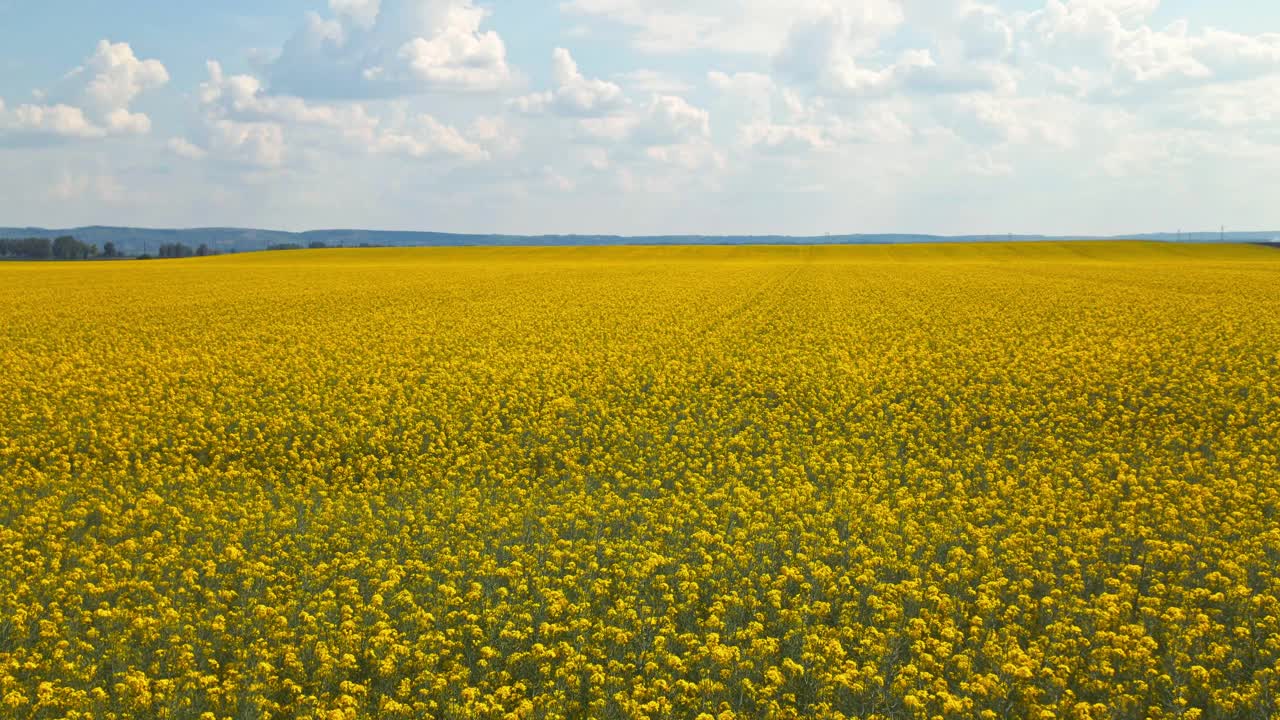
[3,224,1278,239]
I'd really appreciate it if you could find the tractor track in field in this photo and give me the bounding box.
[691,262,808,349]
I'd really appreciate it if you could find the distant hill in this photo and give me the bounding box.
[2,225,1278,257]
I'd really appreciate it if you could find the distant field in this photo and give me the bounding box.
[2,243,1279,719]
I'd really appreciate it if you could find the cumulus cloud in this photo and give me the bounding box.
[167,137,209,160]
[207,119,287,169]
[711,70,826,154]
[104,108,152,135]
[264,0,511,98]
[633,95,711,145]
[0,40,167,144]
[954,3,1013,60]
[614,69,692,95]
[0,103,106,142]
[503,47,721,191]
[510,48,626,117]
[513,47,712,157]
[1029,0,1280,98]
[467,116,521,155]
[187,60,490,167]
[561,0,893,56]
[937,94,1075,147]
[775,4,1015,97]
[709,71,777,118]
[330,0,382,28]
[642,141,724,172]
[714,77,915,157]
[75,39,170,115]
[201,61,380,133]
[740,122,830,154]
[572,94,711,149]
[370,114,487,160]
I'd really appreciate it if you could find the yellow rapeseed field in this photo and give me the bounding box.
[2,242,1279,720]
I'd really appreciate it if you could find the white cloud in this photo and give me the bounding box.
[0,40,167,145]
[398,24,507,91]
[371,113,487,160]
[572,93,712,148]
[775,4,1015,97]
[191,60,488,168]
[740,122,829,154]
[1193,29,1280,82]
[955,3,1013,60]
[104,108,151,135]
[1177,77,1280,131]
[614,69,692,95]
[507,93,550,115]
[330,0,382,28]
[643,142,723,172]
[467,115,521,155]
[75,40,170,114]
[716,78,916,157]
[167,137,209,160]
[0,103,106,141]
[265,0,511,98]
[561,0,895,56]
[634,95,711,145]
[709,71,777,119]
[511,48,626,117]
[712,68,894,155]
[201,61,379,132]
[505,47,721,193]
[209,119,287,168]
[1029,0,1280,98]
[938,94,1075,147]
[575,115,634,143]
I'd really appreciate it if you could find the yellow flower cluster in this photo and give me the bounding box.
[1,242,1278,719]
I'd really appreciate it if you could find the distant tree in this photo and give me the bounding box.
[26,238,53,259]
[197,243,211,257]
[53,236,77,260]
[0,236,64,260]
[103,242,118,258]
[50,236,95,260]
[267,243,303,251]
[158,243,194,259]
[308,241,328,249]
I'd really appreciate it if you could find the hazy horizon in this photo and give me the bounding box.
[3,223,1276,240]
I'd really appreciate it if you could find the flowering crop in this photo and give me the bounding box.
[1,242,1279,719]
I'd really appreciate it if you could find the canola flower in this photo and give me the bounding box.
[1,242,1279,719]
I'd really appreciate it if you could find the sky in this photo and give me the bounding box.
[1,0,1278,236]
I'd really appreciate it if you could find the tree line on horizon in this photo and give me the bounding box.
[154,243,218,259]
[0,236,123,260]
[0,236,234,260]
